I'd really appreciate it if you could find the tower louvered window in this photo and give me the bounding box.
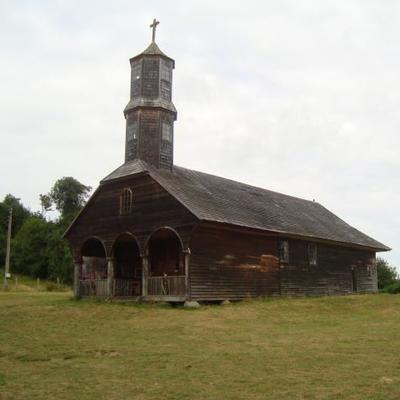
[131,61,142,97]
[120,188,133,215]
[160,59,172,100]
[162,122,172,142]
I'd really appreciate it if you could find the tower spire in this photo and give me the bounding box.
[150,18,160,43]
[124,22,177,170]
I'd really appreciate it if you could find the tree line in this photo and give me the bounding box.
[377,258,400,293]
[0,177,91,284]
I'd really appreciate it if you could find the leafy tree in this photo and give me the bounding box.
[12,217,73,283]
[41,177,91,222]
[2,177,90,283]
[12,216,50,278]
[381,282,400,294]
[45,224,73,283]
[377,257,398,290]
[39,194,52,216]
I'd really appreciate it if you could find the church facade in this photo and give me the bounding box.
[65,24,389,302]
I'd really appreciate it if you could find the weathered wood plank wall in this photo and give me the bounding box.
[280,240,377,296]
[189,224,377,300]
[189,225,280,300]
[66,174,197,256]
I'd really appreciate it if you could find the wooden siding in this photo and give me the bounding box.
[189,224,377,301]
[280,239,377,296]
[67,176,378,300]
[66,173,197,257]
[189,225,280,300]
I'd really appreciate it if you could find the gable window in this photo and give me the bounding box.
[120,188,133,215]
[279,240,289,264]
[308,243,317,266]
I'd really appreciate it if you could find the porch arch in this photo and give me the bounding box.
[79,237,108,296]
[111,233,142,296]
[146,227,184,276]
[145,227,187,298]
[81,236,107,258]
[80,237,107,279]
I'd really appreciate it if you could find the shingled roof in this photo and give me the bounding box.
[130,42,175,66]
[102,160,389,251]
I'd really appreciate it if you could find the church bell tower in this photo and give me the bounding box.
[124,19,177,170]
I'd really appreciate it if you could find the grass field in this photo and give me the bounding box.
[0,273,70,293]
[0,292,400,400]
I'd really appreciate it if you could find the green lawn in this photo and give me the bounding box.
[0,292,399,400]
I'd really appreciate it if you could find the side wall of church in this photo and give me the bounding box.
[189,224,377,301]
[189,224,281,300]
[280,240,377,296]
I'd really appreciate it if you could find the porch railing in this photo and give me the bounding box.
[113,279,140,297]
[79,279,108,297]
[147,275,186,297]
[79,277,185,298]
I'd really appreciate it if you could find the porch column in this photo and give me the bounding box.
[142,255,149,297]
[107,257,115,299]
[183,249,191,299]
[73,259,82,299]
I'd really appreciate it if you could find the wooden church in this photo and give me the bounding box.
[65,21,389,303]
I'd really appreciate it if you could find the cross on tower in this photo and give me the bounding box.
[150,18,160,43]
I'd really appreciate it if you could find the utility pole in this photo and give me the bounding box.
[3,207,12,290]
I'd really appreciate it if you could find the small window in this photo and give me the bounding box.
[160,60,172,100]
[279,240,289,264]
[132,61,141,78]
[308,243,317,266]
[160,79,171,100]
[127,122,138,141]
[131,61,142,97]
[162,122,172,142]
[120,188,133,215]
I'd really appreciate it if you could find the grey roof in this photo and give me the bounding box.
[102,160,390,251]
[130,42,175,65]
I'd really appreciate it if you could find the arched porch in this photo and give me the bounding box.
[79,237,108,297]
[145,228,188,300]
[112,233,142,297]
[74,228,189,300]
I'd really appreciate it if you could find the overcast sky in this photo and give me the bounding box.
[1,0,399,269]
